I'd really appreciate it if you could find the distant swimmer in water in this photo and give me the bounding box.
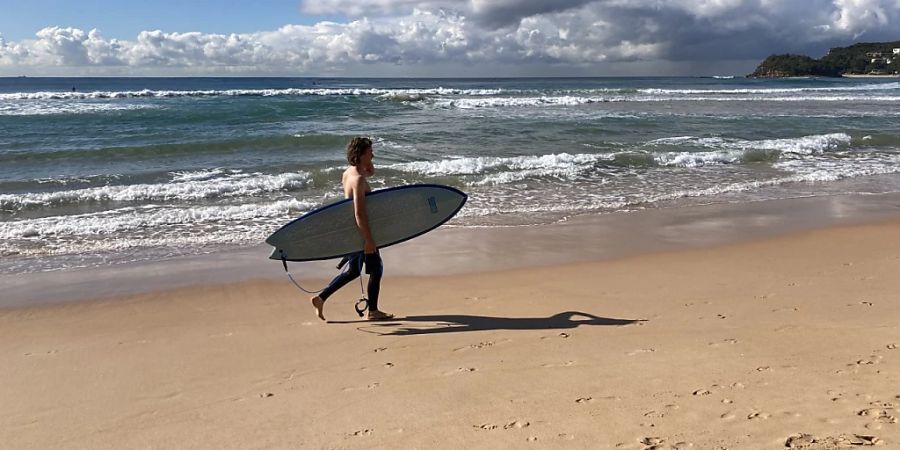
[309,137,394,321]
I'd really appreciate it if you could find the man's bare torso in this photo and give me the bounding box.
[342,166,371,198]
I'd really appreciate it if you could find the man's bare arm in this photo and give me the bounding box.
[351,175,376,254]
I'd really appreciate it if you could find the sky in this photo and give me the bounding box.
[0,0,898,77]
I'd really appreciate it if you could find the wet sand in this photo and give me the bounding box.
[4,192,900,307]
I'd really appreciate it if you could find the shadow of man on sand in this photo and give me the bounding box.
[365,311,643,336]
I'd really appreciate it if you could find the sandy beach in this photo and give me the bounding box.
[3,199,900,449]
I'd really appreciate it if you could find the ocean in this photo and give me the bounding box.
[2,76,900,274]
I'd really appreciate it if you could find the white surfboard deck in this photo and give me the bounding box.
[267,184,467,262]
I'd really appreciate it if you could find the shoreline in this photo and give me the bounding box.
[3,191,900,308]
[841,73,900,78]
[2,203,900,448]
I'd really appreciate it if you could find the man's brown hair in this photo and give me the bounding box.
[346,137,372,166]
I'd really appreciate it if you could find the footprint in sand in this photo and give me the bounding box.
[886,344,897,350]
[349,429,373,437]
[504,420,530,429]
[828,390,847,403]
[541,361,576,368]
[341,382,380,392]
[858,407,898,428]
[453,340,505,351]
[692,389,712,396]
[575,397,595,404]
[709,338,738,347]
[373,347,387,352]
[747,411,771,420]
[852,355,884,366]
[160,391,181,401]
[785,433,883,448]
[208,332,234,338]
[640,436,693,449]
[443,367,477,375]
[474,420,529,431]
[627,348,656,356]
[784,434,816,448]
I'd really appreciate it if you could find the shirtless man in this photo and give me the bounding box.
[309,137,393,321]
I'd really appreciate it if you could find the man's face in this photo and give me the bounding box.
[362,146,374,165]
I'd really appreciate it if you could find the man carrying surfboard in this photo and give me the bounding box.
[309,137,394,321]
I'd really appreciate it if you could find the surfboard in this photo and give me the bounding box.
[267,184,467,262]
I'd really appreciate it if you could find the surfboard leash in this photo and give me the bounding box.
[278,250,370,317]
[354,255,369,317]
[279,250,326,294]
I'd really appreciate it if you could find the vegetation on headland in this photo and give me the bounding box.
[749,41,900,77]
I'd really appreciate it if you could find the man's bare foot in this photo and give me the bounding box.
[310,296,325,321]
[367,310,394,321]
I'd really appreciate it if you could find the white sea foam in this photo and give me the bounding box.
[422,94,900,109]
[649,133,852,167]
[0,171,310,209]
[639,82,900,95]
[774,155,900,181]
[654,149,744,168]
[387,153,605,177]
[0,199,314,240]
[431,96,612,109]
[0,87,505,101]
[0,102,154,116]
[4,88,898,111]
[387,134,852,179]
[170,168,229,182]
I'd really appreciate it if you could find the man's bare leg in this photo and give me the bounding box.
[310,296,325,321]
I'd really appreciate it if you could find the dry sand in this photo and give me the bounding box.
[2,217,900,449]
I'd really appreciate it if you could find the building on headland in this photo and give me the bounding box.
[894,48,900,55]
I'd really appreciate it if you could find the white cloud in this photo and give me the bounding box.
[1,0,898,76]
[830,0,895,35]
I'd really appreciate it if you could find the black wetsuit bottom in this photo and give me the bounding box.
[319,251,383,311]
